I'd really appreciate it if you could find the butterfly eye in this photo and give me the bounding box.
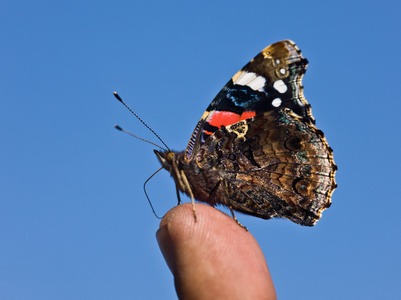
[166,152,175,162]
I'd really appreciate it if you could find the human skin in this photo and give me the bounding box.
[156,203,277,300]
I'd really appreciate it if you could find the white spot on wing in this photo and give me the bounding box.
[273,80,288,94]
[234,71,256,85]
[280,68,286,75]
[247,76,266,91]
[272,98,282,107]
[233,71,266,92]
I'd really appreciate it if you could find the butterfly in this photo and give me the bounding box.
[152,40,336,226]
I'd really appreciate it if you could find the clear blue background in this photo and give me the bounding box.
[1,1,400,299]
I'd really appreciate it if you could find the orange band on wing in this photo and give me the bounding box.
[240,111,256,120]
[207,110,256,128]
[207,111,241,128]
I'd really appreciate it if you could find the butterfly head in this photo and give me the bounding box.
[154,149,190,197]
[154,150,176,173]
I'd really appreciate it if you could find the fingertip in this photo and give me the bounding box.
[156,203,248,274]
[156,203,276,299]
[156,204,196,273]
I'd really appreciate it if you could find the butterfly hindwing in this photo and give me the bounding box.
[201,108,335,225]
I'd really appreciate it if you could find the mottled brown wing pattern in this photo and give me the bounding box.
[183,108,336,226]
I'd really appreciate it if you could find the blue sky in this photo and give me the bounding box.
[1,1,400,299]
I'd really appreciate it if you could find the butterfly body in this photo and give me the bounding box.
[155,40,337,226]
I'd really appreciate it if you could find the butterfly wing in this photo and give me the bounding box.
[182,108,336,226]
[180,40,336,225]
[185,40,313,160]
[224,109,334,225]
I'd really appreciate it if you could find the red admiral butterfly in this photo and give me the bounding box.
[119,40,337,227]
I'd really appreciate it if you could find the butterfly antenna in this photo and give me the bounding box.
[114,125,167,151]
[144,167,164,219]
[113,92,170,151]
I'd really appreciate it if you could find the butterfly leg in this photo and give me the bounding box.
[179,169,197,222]
[175,185,182,205]
[228,207,248,231]
[222,178,248,231]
